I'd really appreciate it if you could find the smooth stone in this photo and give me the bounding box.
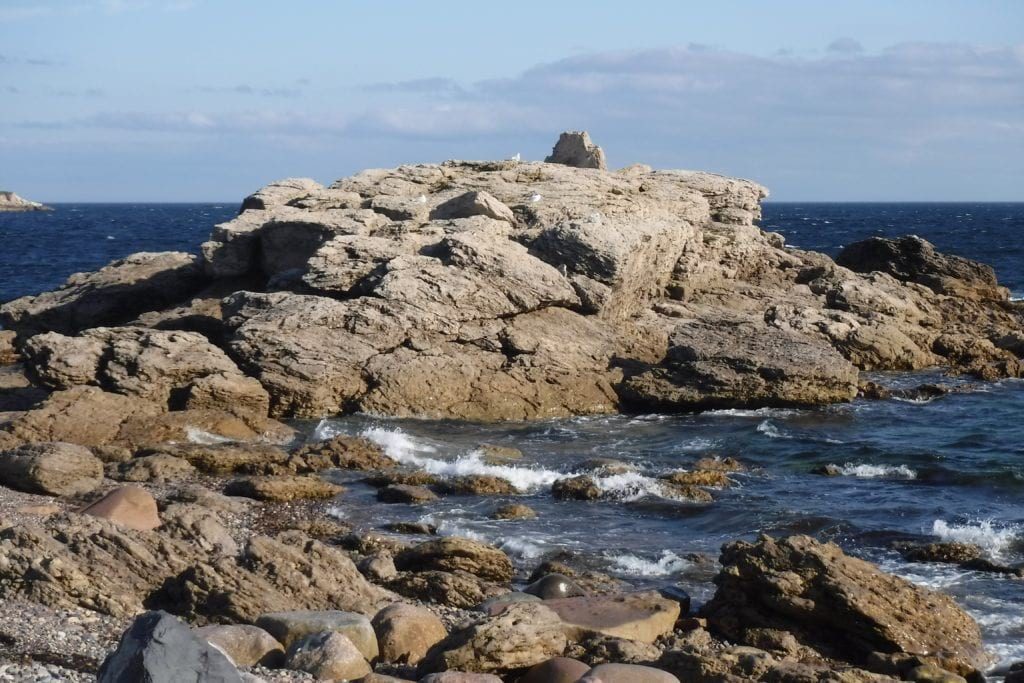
[256,610,379,660]
[542,592,681,644]
[378,484,440,504]
[419,674,503,683]
[80,485,161,531]
[523,573,586,600]
[372,603,447,665]
[578,663,680,683]
[491,503,536,520]
[285,630,372,681]
[194,624,284,667]
[519,656,591,683]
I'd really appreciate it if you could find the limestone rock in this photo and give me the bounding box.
[418,602,568,675]
[114,453,196,484]
[378,483,439,504]
[194,624,285,668]
[389,570,506,609]
[0,330,17,365]
[98,611,242,683]
[0,252,206,336]
[492,503,536,520]
[395,537,514,583]
[553,475,601,501]
[240,177,322,212]
[256,610,378,659]
[430,191,515,223]
[184,371,271,417]
[703,534,988,676]
[372,603,448,665]
[224,475,344,502]
[437,475,516,496]
[545,131,607,170]
[113,408,294,450]
[292,435,395,471]
[80,485,161,531]
[0,191,51,212]
[543,592,680,644]
[0,441,103,496]
[284,630,372,681]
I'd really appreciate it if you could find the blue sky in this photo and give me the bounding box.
[1,0,1022,201]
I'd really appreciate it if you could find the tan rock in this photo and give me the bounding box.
[492,503,536,520]
[0,441,103,496]
[377,484,439,504]
[394,537,513,583]
[194,624,284,667]
[291,435,395,472]
[520,657,591,683]
[79,485,160,531]
[388,570,506,609]
[184,371,271,417]
[114,453,196,484]
[372,603,447,665]
[256,610,378,659]
[543,592,680,644]
[284,630,372,681]
[224,475,343,502]
[578,663,680,683]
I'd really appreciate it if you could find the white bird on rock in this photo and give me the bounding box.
[510,152,521,162]
[530,193,542,203]
[415,195,426,204]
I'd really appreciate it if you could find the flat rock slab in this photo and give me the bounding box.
[256,610,378,660]
[542,592,680,644]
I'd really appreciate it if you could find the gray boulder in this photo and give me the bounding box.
[97,610,242,682]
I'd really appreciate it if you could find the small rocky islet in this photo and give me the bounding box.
[0,191,51,213]
[0,132,1021,682]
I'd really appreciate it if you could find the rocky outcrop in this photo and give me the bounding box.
[702,535,988,677]
[394,537,514,583]
[7,132,1021,421]
[0,441,102,496]
[0,252,206,336]
[0,191,51,212]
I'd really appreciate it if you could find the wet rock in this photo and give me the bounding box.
[223,475,343,502]
[284,630,372,681]
[477,444,523,464]
[256,610,378,659]
[394,537,514,583]
[338,531,412,556]
[0,441,103,496]
[372,603,448,665]
[491,503,536,520]
[578,663,679,683]
[523,574,586,600]
[383,521,437,535]
[552,475,601,501]
[703,534,988,676]
[417,602,567,676]
[366,470,443,488]
[378,483,440,504]
[658,470,731,488]
[519,656,591,683]
[660,483,713,503]
[437,475,516,496]
[97,610,241,683]
[575,458,633,475]
[545,131,607,170]
[899,541,983,564]
[543,592,680,644]
[291,435,396,472]
[1,252,206,336]
[194,624,285,667]
[389,571,506,609]
[113,453,196,484]
[80,485,161,531]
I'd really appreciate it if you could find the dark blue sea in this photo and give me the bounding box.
[1,202,1022,673]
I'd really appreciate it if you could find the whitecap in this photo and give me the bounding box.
[931,519,1022,561]
[706,407,800,418]
[756,420,790,439]
[832,463,917,479]
[609,550,690,576]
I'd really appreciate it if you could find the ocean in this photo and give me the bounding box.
[1,202,1022,671]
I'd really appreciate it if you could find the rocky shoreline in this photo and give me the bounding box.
[0,192,51,212]
[0,132,1022,682]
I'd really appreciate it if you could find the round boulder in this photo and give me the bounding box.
[371,603,447,665]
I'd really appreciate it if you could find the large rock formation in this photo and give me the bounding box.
[702,535,989,677]
[3,132,1020,421]
[0,191,51,212]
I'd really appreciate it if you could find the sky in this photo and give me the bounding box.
[1,0,1022,202]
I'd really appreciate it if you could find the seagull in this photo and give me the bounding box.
[415,194,427,204]
[530,193,542,203]
[510,152,521,162]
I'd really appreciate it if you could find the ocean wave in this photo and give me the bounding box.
[931,519,1022,560]
[832,463,918,479]
[608,550,690,576]
[756,420,791,439]
[707,407,801,418]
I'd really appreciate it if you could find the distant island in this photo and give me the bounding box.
[0,191,52,212]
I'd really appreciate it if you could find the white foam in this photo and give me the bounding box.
[609,550,690,576]
[931,519,1022,561]
[833,463,918,479]
[185,427,235,445]
[707,407,800,418]
[756,420,790,439]
[498,536,547,560]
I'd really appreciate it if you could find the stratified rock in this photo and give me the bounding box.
[437,475,516,496]
[703,534,988,676]
[240,177,323,212]
[389,571,506,609]
[0,252,205,336]
[0,441,102,496]
[0,190,52,212]
[291,435,395,471]
[97,610,242,683]
[113,408,294,450]
[151,442,290,475]
[378,483,439,504]
[543,592,680,644]
[184,371,271,417]
[80,485,161,531]
[430,191,515,223]
[545,131,608,170]
[372,603,448,665]
[394,537,514,583]
[418,602,567,676]
[284,630,372,681]
[224,475,343,502]
[194,624,284,668]
[256,610,378,659]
